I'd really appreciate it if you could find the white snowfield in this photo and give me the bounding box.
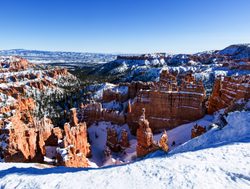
[0,111,249,189]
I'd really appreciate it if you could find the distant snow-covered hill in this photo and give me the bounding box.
[0,49,116,65]
[218,44,250,59]
[88,44,250,92]
[1,44,250,89]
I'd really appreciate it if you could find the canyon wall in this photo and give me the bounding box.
[78,102,126,125]
[0,57,91,167]
[78,70,206,134]
[208,75,250,114]
[128,70,206,133]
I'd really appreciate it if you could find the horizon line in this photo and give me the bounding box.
[0,43,249,55]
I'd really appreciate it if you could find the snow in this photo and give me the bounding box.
[0,109,249,188]
[112,85,128,95]
[110,62,128,74]
[0,51,116,65]
[88,122,133,167]
[154,115,213,150]
[88,83,116,100]
[171,111,250,154]
[219,46,240,56]
[0,142,249,188]
[56,147,69,161]
[1,52,250,188]
[88,83,128,100]
[87,115,214,167]
[44,146,57,163]
[0,137,8,150]
[102,101,122,111]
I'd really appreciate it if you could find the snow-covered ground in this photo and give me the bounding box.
[0,110,249,188]
[87,115,213,167]
[0,141,249,188]
[87,82,128,100]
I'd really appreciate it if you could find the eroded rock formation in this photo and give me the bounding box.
[191,124,206,138]
[208,75,250,114]
[0,57,90,167]
[128,81,154,99]
[0,56,31,71]
[120,129,129,149]
[56,122,91,167]
[103,85,128,102]
[158,130,169,152]
[128,70,206,133]
[78,102,126,125]
[136,109,169,157]
[78,70,206,134]
[106,127,120,152]
[106,128,130,152]
[136,109,159,157]
[1,112,47,162]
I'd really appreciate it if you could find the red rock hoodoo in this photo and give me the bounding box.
[106,128,130,152]
[56,122,91,167]
[191,124,206,138]
[136,109,169,157]
[136,109,160,157]
[158,130,169,152]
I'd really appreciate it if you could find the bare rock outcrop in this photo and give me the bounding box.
[56,107,91,167]
[128,81,154,99]
[136,109,169,157]
[78,102,102,125]
[48,68,68,79]
[70,108,78,126]
[103,85,128,102]
[158,130,169,152]
[1,112,44,162]
[79,71,206,134]
[191,124,206,138]
[56,121,91,167]
[128,70,206,133]
[136,109,159,157]
[208,75,250,114]
[120,129,129,149]
[78,102,126,125]
[106,127,120,152]
[106,128,130,152]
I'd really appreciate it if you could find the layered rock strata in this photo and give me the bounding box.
[78,102,126,125]
[208,75,250,114]
[128,70,206,133]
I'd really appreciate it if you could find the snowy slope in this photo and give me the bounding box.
[0,142,249,189]
[171,111,250,154]
[1,111,249,189]
[86,115,213,167]
[218,44,250,59]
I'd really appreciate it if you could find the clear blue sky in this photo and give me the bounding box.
[0,0,250,53]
